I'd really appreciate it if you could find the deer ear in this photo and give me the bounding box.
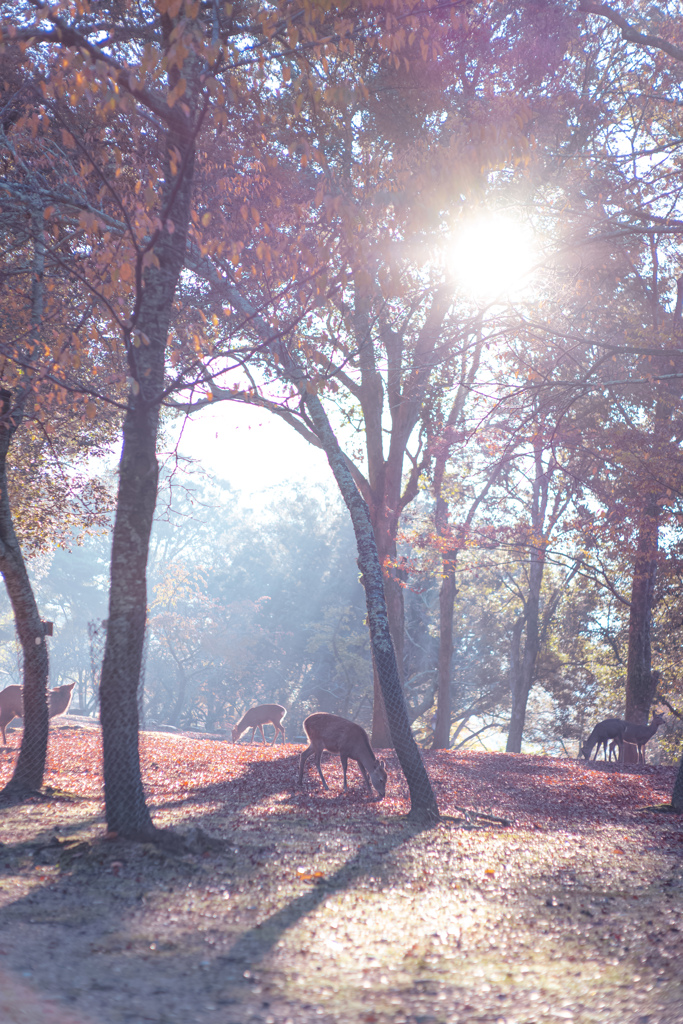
[378,758,386,769]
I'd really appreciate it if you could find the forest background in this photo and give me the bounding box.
[1,0,683,824]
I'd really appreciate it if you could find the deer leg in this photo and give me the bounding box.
[250,727,257,743]
[341,755,349,790]
[314,750,329,790]
[298,746,313,786]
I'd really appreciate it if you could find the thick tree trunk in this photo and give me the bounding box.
[99,394,161,837]
[296,379,439,823]
[99,117,195,839]
[0,390,50,798]
[624,500,659,725]
[370,526,400,747]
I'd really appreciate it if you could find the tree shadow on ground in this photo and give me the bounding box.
[149,749,389,818]
[148,747,676,837]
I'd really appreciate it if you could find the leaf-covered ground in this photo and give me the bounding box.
[0,723,681,1024]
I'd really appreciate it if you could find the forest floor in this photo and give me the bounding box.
[0,724,681,1024]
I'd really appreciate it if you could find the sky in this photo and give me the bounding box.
[165,398,332,498]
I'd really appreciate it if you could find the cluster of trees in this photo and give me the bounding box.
[0,483,374,735]
[1,0,683,829]
[1,472,680,764]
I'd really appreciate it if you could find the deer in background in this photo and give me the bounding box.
[580,718,626,761]
[231,703,286,744]
[298,712,387,799]
[620,712,666,764]
[0,681,76,745]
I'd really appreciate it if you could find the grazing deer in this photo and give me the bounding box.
[580,718,625,761]
[298,712,387,799]
[620,712,666,765]
[0,681,76,744]
[0,685,22,746]
[231,703,286,744]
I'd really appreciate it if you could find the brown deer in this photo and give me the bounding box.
[298,712,387,799]
[0,681,76,745]
[620,712,666,765]
[48,682,76,718]
[580,718,625,761]
[231,703,286,744]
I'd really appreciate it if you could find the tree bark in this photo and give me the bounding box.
[624,499,659,725]
[99,109,195,838]
[0,389,50,798]
[432,561,456,749]
[505,441,551,753]
[672,751,683,812]
[506,553,543,753]
[293,371,439,823]
[506,615,528,753]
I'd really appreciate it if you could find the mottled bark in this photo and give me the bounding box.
[370,525,401,747]
[291,367,438,822]
[360,287,449,749]
[0,389,49,797]
[624,500,660,725]
[0,207,51,798]
[99,111,195,838]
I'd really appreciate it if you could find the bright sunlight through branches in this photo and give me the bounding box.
[446,214,537,303]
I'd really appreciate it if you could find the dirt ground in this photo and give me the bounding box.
[0,724,681,1024]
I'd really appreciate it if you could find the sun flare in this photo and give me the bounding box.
[446,214,536,302]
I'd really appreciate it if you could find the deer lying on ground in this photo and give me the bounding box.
[580,718,626,761]
[231,703,286,744]
[298,712,387,799]
[620,712,666,764]
[0,681,76,745]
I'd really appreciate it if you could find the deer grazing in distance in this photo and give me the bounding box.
[231,703,287,744]
[620,712,666,764]
[580,718,625,761]
[0,681,76,745]
[298,712,387,799]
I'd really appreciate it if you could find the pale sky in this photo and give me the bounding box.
[166,399,331,496]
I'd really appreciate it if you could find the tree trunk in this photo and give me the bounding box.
[295,378,439,823]
[624,500,659,725]
[672,751,683,812]
[0,389,50,798]
[506,616,526,753]
[506,547,544,753]
[99,116,195,839]
[432,561,456,749]
[370,525,400,748]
